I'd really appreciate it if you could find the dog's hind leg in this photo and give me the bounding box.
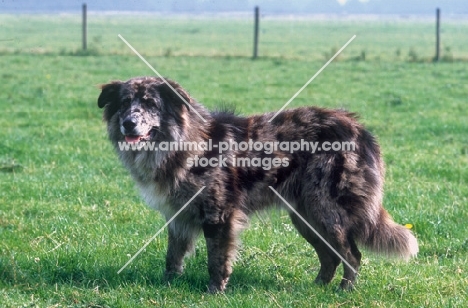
[339,235,362,290]
[289,209,362,290]
[289,213,341,285]
[164,220,200,280]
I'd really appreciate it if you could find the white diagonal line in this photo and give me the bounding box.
[268,186,357,274]
[118,34,207,123]
[117,186,206,274]
[268,35,356,123]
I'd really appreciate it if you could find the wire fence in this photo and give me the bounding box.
[1,6,467,62]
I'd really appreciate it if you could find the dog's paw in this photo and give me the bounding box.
[207,278,229,294]
[338,279,355,291]
[314,278,330,286]
[163,270,183,282]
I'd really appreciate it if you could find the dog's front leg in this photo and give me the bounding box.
[164,220,199,280]
[203,222,238,293]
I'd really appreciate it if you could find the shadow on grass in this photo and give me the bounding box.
[1,254,294,294]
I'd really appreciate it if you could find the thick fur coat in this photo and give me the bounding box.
[98,77,418,292]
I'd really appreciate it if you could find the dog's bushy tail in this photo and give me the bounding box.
[360,207,419,260]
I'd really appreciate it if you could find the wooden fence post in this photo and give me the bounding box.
[435,8,440,62]
[253,6,259,59]
[82,3,87,51]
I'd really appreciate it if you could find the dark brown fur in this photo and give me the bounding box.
[98,77,418,292]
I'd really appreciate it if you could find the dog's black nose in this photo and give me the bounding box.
[122,118,137,132]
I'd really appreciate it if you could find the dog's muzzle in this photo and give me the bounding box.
[121,117,151,143]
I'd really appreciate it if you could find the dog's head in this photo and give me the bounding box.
[98,77,192,143]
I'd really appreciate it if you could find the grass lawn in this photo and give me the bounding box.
[0,14,467,307]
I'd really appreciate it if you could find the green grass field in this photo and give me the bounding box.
[1,14,467,307]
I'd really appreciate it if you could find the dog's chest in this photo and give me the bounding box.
[137,181,174,219]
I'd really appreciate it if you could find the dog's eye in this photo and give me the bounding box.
[121,97,131,106]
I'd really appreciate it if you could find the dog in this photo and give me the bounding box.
[98,76,418,292]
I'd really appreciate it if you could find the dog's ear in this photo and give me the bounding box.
[98,81,122,108]
[157,79,192,110]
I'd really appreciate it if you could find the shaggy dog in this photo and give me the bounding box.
[98,77,418,292]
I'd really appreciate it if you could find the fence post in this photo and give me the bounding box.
[253,6,259,59]
[435,8,440,62]
[82,3,87,51]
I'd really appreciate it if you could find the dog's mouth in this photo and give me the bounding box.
[124,131,152,143]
